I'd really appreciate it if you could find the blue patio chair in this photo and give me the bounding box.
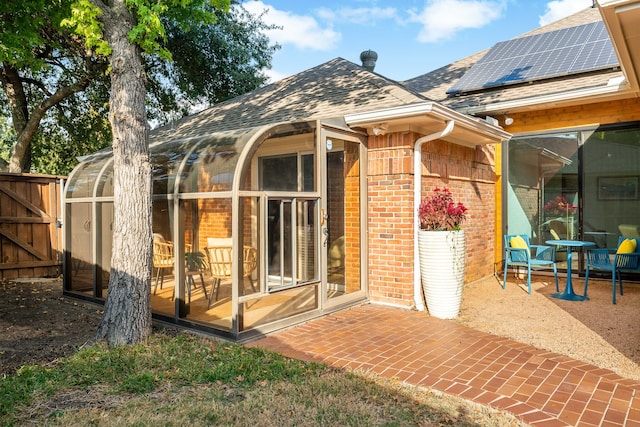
[503,234,559,294]
[584,236,640,304]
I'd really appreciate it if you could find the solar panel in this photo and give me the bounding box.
[447,21,619,94]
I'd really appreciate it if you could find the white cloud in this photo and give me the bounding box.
[316,7,399,25]
[242,1,341,51]
[409,0,507,43]
[539,0,593,26]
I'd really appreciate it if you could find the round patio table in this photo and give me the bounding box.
[545,239,595,301]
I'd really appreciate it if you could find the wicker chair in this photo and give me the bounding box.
[205,241,258,308]
[152,234,174,294]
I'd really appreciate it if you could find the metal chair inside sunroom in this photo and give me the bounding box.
[503,234,559,294]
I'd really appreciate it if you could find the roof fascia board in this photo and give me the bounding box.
[597,0,640,90]
[344,102,510,143]
[344,102,437,124]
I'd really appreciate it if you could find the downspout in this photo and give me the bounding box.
[414,120,455,311]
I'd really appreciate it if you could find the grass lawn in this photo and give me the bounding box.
[1,331,525,426]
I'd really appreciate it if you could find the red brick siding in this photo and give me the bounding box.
[367,131,497,308]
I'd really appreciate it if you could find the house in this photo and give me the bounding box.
[63,1,640,341]
[405,2,640,259]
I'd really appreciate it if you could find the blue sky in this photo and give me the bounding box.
[242,0,595,83]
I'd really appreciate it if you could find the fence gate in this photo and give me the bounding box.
[0,173,64,280]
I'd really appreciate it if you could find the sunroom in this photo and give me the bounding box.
[64,119,368,341]
[62,55,512,341]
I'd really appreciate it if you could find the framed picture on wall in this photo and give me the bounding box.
[597,176,639,200]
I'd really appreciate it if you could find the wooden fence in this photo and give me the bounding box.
[0,173,65,280]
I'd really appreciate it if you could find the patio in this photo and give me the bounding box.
[248,274,640,426]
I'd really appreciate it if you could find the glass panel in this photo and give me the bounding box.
[97,202,113,295]
[66,154,110,198]
[260,155,297,191]
[240,283,319,331]
[151,199,176,316]
[96,163,114,198]
[178,127,261,193]
[178,197,233,331]
[302,153,315,192]
[240,196,260,297]
[583,127,640,250]
[245,123,316,191]
[152,199,174,242]
[327,141,361,298]
[508,133,579,270]
[265,197,320,291]
[266,199,294,290]
[151,140,188,195]
[67,202,94,294]
[181,199,201,314]
[180,199,232,330]
[344,141,362,294]
[283,201,292,283]
[181,145,237,193]
[296,199,318,283]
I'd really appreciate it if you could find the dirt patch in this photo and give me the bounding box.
[0,279,102,376]
[2,274,640,382]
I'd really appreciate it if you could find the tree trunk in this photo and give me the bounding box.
[1,63,93,173]
[95,1,153,346]
[0,64,31,172]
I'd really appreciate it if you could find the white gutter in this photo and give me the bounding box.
[413,120,455,311]
[345,102,504,139]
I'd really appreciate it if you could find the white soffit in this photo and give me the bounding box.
[344,102,511,148]
[598,0,640,91]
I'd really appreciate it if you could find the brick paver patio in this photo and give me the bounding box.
[247,304,640,426]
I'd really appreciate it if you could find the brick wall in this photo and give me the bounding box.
[367,131,497,308]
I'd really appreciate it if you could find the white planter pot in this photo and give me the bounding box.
[418,229,465,319]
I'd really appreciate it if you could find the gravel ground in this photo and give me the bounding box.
[458,273,640,380]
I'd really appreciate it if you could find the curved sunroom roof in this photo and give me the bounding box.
[65,124,288,199]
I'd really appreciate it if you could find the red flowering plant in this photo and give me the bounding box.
[543,196,577,217]
[418,188,468,231]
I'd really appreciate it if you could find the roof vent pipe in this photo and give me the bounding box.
[360,50,378,72]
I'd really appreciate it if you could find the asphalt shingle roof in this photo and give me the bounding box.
[152,58,428,143]
[401,7,623,112]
